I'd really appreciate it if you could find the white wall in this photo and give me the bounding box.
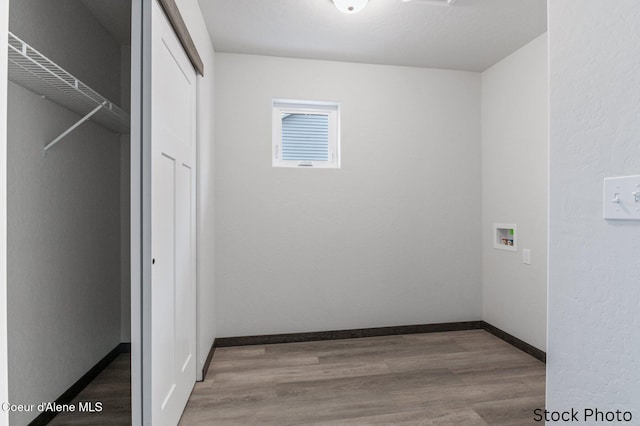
[8,2,123,424]
[481,34,548,351]
[547,0,640,418]
[0,1,8,425]
[175,0,217,379]
[214,54,482,337]
[121,45,132,343]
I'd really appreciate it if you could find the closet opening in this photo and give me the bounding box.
[6,0,132,424]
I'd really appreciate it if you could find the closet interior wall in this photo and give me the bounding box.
[7,1,129,424]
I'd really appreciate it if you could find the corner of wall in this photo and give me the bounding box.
[480,33,548,351]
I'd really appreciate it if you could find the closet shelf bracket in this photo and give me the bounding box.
[7,31,130,155]
[43,101,108,155]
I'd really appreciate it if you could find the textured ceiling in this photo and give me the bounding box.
[198,0,547,72]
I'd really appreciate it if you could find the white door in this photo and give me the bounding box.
[150,0,197,424]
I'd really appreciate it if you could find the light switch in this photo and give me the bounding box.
[522,249,531,265]
[603,175,640,220]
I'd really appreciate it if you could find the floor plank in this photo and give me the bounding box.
[49,354,131,426]
[180,330,545,425]
[44,330,545,425]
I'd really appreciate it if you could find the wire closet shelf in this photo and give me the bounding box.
[7,32,130,153]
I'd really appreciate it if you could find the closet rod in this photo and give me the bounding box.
[43,101,107,155]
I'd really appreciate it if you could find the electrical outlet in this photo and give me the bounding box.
[522,249,531,265]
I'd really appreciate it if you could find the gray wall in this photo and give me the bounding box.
[214,53,482,337]
[8,1,124,424]
[9,0,121,104]
[547,0,640,415]
[481,34,548,351]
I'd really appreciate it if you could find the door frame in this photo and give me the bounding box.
[0,1,9,425]
[130,0,149,424]
[0,0,175,424]
[131,0,199,424]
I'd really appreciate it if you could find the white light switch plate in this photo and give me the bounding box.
[604,175,640,220]
[522,249,531,265]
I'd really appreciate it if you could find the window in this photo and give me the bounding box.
[272,99,340,168]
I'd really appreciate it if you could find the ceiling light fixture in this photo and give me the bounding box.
[332,0,368,14]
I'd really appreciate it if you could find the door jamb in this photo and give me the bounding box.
[130,0,151,424]
[0,2,9,424]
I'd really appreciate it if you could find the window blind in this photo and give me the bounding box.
[281,113,329,161]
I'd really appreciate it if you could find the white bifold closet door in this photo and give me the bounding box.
[150,0,197,424]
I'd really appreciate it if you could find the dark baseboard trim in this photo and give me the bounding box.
[481,322,546,363]
[202,321,484,380]
[214,321,484,348]
[203,320,546,380]
[200,341,217,382]
[29,342,130,426]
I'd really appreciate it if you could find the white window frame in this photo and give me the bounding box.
[272,99,340,168]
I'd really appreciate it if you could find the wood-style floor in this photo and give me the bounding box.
[180,330,545,425]
[49,354,131,425]
[46,330,544,425]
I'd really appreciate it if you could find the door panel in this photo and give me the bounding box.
[150,0,196,424]
[152,153,177,412]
